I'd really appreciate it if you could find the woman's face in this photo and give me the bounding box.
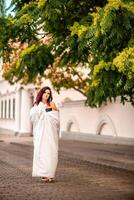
[42,89,51,103]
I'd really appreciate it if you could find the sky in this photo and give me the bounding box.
[5,0,11,8]
[5,0,14,15]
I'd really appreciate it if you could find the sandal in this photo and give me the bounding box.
[41,177,49,182]
[48,178,55,183]
[41,177,55,183]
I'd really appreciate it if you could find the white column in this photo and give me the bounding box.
[14,90,21,134]
[19,89,32,136]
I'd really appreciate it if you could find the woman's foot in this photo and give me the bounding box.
[41,177,55,183]
[41,177,49,182]
[48,178,55,183]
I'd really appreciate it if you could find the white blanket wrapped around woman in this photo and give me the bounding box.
[30,102,60,178]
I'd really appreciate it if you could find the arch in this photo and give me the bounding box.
[96,114,117,136]
[66,116,80,132]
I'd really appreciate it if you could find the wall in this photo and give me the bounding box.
[60,99,134,138]
[0,80,33,136]
[0,77,134,139]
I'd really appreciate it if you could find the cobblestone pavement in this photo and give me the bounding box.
[0,142,134,200]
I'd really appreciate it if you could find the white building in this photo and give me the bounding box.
[0,62,134,144]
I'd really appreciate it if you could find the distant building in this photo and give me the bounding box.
[0,61,134,142]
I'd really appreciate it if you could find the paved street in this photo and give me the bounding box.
[0,141,134,200]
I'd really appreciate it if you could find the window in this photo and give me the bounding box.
[1,100,3,119]
[31,95,34,105]
[13,98,15,119]
[5,100,7,118]
[9,99,11,119]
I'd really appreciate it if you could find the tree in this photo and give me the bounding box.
[84,0,134,106]
[0,0,5,16]
[0,0,134,107]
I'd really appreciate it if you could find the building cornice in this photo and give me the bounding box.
[62,99,86,107]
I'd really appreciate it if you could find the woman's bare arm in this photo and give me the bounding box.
[50,102,58,111]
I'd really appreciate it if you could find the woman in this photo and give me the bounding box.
[30,86,60,183]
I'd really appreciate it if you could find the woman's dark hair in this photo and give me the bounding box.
[34,86,53,105]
